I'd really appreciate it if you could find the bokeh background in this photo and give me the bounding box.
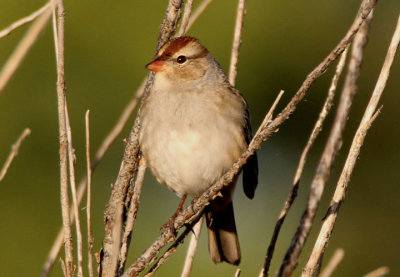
[0,0,399,276]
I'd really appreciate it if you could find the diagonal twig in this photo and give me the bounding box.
[302,11,400,277]
[0,128,31,182]
[261,46,349,277]
[0,2,51,39]
[319,248,345,277]
[0,5,52,94]
[277,1,375,276]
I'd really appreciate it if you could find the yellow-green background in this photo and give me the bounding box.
[0,0,399,276]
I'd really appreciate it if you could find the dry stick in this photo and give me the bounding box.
[52,0,73,276]
[277,1,375,276]
[229,0,246,86]
[65,106,84,277]
[0,2,51,39]
[42,0,212,272]
[143,211,205,277]
[100,1,184,276]
[0,128,31,182]
[180,217,204,277]
[0,6,51,94]
[122,1,378,276]
[260,47,349,277]
[319,249,344,277]
[117,160,147,276]
[363,266,390,277]
[235,268,241,277]
[186,0,213,32]
[86,110,95,277]
[177,0,194,36]
[302,13,400,277]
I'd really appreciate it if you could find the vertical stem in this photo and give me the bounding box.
[53,0,73,276]
[229,0,246,86]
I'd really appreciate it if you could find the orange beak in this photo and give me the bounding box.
[145,59,165,72]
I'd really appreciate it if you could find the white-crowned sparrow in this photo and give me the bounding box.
[139,36,258,265]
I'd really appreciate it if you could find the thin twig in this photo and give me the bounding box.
[319,249,344,277]
[144,211,205,277]
[122,1,378,275]
[86,110,95,277]
[302,12,400,277]
[180,217,204,277]
[277,1,375,276]
[177,0,194,36]
[229,0,246,86]
[363,266,390,277]
[0,128,31,182]
[117,160,147,275]
[235,268,241,277]
[52,0,73,276]
[0,2,51,39]
[0,6,52,94]
[260,48,348,277]
[65,105,84,277]
[186,0,213,32]
[100,1,184,275]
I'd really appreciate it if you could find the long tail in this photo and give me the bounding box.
[205,201,241,265]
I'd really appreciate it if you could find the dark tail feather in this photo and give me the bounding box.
[205,202,241,265]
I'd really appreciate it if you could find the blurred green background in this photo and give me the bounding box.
[0,0,399,276]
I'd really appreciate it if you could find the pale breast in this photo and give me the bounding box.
[139,85,247,197]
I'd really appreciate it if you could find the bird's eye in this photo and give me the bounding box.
[176,55,187,64]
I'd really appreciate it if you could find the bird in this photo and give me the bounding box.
[139,36,258,265]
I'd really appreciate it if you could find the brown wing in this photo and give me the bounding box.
[230,87,258,199]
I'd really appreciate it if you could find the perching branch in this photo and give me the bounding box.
[302,12,400,277]
[122,1,378,275]
[261,46,349,277]
[0,128,31,182]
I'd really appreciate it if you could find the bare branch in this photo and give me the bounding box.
[0,2,51,39]
[0,128,31,182]
[52,0,73,275]
[177,0,194,36]
[319,249,344,277]
[229,0,246,86]
[277,2,375,276]
[180,217,204,277]
[363,267,390,277]
[186,0,213,32]
[86,110,95,277]
[65,106,83,277]
[0,6,51,94]
[302,12,400,277]
[261,46,348,277]
[122,1,378,275]
[117,160,147,275]
[235,268,241,277]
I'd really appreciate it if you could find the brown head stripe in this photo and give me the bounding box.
[156,36,207,61]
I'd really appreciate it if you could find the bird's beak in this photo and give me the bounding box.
[145,59,165,72]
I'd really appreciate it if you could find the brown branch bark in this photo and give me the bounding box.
[261,46,349,277]
[53,0,73,275]
[277,1,375,276]
[302,12,400,277]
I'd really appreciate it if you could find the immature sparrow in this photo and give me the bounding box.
[139,36,258,265]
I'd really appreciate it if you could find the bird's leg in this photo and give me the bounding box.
[161,194,187,237]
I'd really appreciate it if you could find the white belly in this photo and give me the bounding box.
[139,86,246,197]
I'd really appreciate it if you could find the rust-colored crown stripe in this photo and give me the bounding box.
[157,36,201,60]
